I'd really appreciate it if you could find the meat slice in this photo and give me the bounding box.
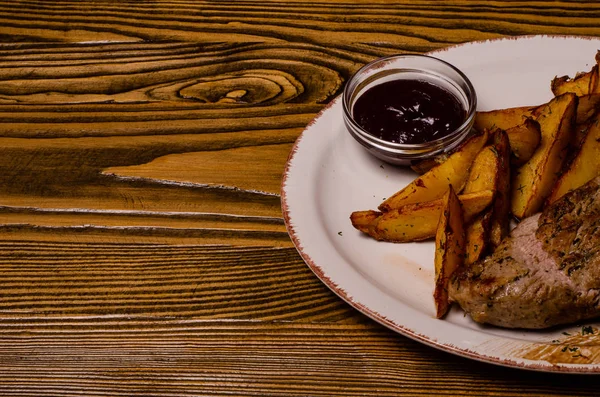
[448,177,600,329]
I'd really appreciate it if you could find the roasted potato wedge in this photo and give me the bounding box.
[414,118,539,173]
[410,154,448,175]
[434,186,465,318]
[487,129,512,248]
[505,119,541,166]
[348,210,380,234]
[547,114,600,204]
[473,106,536,133]
[461,139,499,265]
[463,143,501,194]
[462,129,511,253]
[511,93,578,219]
[378,131,489,212]
[464,211,492,266]
[354,190,493,243]
[551,64,598,96]
[574,94,600,125]
[549,56,600,124]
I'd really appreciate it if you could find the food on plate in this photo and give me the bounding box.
[572,94,600,125]
[462,140,502,194]
[434,186,465,318]
[351,190,493,243]
[547,113,600,204]
[350,51,600,329]
[473,105,536,132]
[503,119,541,166]
[464,211,492,267]
[474,110,542,166]
[409,154,448,175]
[410,118,539,173]
[449,177,600,329]
[461,129,511,264]
[486,130,512,248]
[378,131,488,211]
[551,62,598,96]
[461,134,501,264]
[510,92,577,219]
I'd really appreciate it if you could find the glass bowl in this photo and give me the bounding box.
[342,54,477,166]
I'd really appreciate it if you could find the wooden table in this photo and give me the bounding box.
[2,1,600,395]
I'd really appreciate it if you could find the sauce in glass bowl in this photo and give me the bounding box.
[342,54,477,166]
[352,79,466,145]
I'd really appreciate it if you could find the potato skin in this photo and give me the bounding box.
[473,106,536,133]
[351,190,493,243]
[547,114,600,204]
[434,186,465,319]
[551,64,598,96]
[487,129,512,248]
[511,93,578,219]
[504,119,541,166]
[464,210,492,267]
[378,131,488,212]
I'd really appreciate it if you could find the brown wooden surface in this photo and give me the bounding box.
[2,1,600,395]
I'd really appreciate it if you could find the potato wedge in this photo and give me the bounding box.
[547,114,600,204]
[378,131,489,212]
[487,129,512,248]
[410,154,448,175]
[464,210,492,266]
[592,65,600,94]
[574,94,600,125]
[461,139,499,265]
[416,118,539,172]
[462,129,511,252]
[505,119,541,166]
[360,190,493,243]
[511,93,578,219]
[463,143,501,194]
[349,210,381,234]
[551,64,598,96]
[434,186,465,318]
[473,106,536,133]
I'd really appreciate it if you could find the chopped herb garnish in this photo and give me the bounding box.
[582,325,594,335]
[337,231,343,236]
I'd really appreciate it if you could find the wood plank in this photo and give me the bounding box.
[0,42,357,237]
[103,143,294,196]
[0,321,598,396]
[0,1,599,48]
[0,243,357,321]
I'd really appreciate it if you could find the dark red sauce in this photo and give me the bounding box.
[352,79,466,144]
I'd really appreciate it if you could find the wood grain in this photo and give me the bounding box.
[1,1,600,395]
[1,322,600,396]
[0,42,353,244]
[0,244,361,321]
[2,0,600,49]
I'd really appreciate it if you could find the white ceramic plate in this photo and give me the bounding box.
[282,36,600,373]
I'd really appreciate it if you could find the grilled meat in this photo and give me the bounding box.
[448,177,600,329]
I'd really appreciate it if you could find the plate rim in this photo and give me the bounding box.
[281,34,600,374]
